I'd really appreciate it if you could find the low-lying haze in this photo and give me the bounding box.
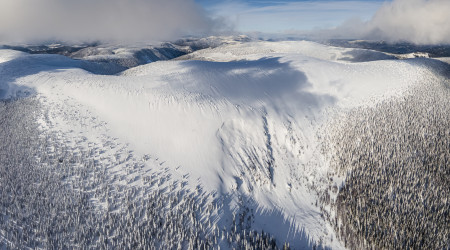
[0,0,216,44]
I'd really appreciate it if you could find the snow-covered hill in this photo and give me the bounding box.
[1,40,448,249]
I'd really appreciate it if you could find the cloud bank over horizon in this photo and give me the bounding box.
[327,0,450,44]
[0,0,219,44]
[0,0,448,45]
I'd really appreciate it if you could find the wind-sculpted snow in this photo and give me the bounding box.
[0,40,448,249]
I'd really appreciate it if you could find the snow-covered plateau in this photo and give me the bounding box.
[0,40,449,249]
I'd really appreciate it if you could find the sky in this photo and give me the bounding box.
[0,0,449,44]
[196,0,385,32]
[197,0,450,44]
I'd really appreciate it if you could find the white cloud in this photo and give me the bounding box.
[365,0,450,44]
[322,0,450,44]
[0,0,217,44]
[1,0,447,45]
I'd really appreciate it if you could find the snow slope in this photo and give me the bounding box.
[1,40,447,248]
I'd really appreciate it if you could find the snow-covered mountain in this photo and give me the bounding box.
[1,39,448,249]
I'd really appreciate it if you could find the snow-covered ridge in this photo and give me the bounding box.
[176,40,395,63]
[0,35,253,75]
[1,40,448,249]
